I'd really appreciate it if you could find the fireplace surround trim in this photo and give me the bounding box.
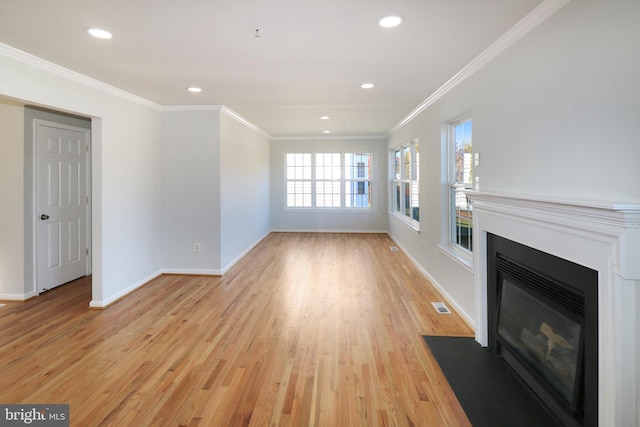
[465,191,640,426]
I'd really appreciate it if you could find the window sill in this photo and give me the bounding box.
[438,243,473,273]
[390,211,420,233]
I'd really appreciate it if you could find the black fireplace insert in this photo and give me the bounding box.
[487,233,598,426]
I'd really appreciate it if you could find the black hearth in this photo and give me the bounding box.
[487,233,598,426]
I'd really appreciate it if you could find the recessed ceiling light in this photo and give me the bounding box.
[187,87,202,93]
[87,28,112,39]
[323,130,331,134]
[360,83,375,89]
[379,16,402,28]
[320,116,330,120]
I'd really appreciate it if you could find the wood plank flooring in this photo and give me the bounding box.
[0,233,474,426]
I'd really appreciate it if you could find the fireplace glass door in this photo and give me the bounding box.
[497,278,583,410]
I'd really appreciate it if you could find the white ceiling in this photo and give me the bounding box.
[0,0,542,138]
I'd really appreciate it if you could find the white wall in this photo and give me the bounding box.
[100,102,163,305]
[0,47,164,306]
[162,108,271,274]
[270,138,388,232]
[474,0,640,203]
[219,111,271,271]
[386,0,640,323]
[0,98,25,299]
[162,109,222,273]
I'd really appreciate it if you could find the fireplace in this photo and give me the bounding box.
[487,233,598,426]
[464,191,640,426]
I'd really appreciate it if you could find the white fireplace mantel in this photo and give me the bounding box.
[465,191,640,427]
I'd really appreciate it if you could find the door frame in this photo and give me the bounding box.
[30,118,92,295]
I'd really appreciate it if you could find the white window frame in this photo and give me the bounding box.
[284,152,373,210]
[390,138,419,231]
[438,115,473,270]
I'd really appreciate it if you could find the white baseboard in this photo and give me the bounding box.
[271,229,388,233]
[89,269,163,309]
[162,268,222,276]
[388,236,476,330]
[0,291,36,301]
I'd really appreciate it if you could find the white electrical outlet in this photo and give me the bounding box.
[194,242,201,252]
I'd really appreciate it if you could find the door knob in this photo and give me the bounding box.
[40,214,50,220]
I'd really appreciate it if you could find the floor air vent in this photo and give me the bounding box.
[431,302,451,314]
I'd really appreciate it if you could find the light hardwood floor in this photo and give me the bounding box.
[0,233,474,426]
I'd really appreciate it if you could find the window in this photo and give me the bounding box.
[316,153,341,207]
[345,153,371,207]
[390,138,419,229]
[285,152,372,209]
[448,117,473,252]
[286,153,312,207]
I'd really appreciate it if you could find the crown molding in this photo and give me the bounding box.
[160,105,224,112]
[270,134,386,142]
[160,105,271,138]
[221,106,271,138]
[0,42,161,110]
[388,0,572,135]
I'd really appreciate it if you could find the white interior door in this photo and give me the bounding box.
[36,121,90,293]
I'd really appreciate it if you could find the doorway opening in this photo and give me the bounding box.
[25,106,93,296]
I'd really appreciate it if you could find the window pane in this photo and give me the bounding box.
[345,181,371,207]
[411,182,419,222]
[413,143,419,181]
[450,186,472,251]
[395,183,401,213]
[345,153,370,180]
[316,152,341,180]
[403,146,411,179]
[316,180,340,207]
[402,182,411,217]
[395,150,401,180]
[454,120,473,185]
[286,153,312,180]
